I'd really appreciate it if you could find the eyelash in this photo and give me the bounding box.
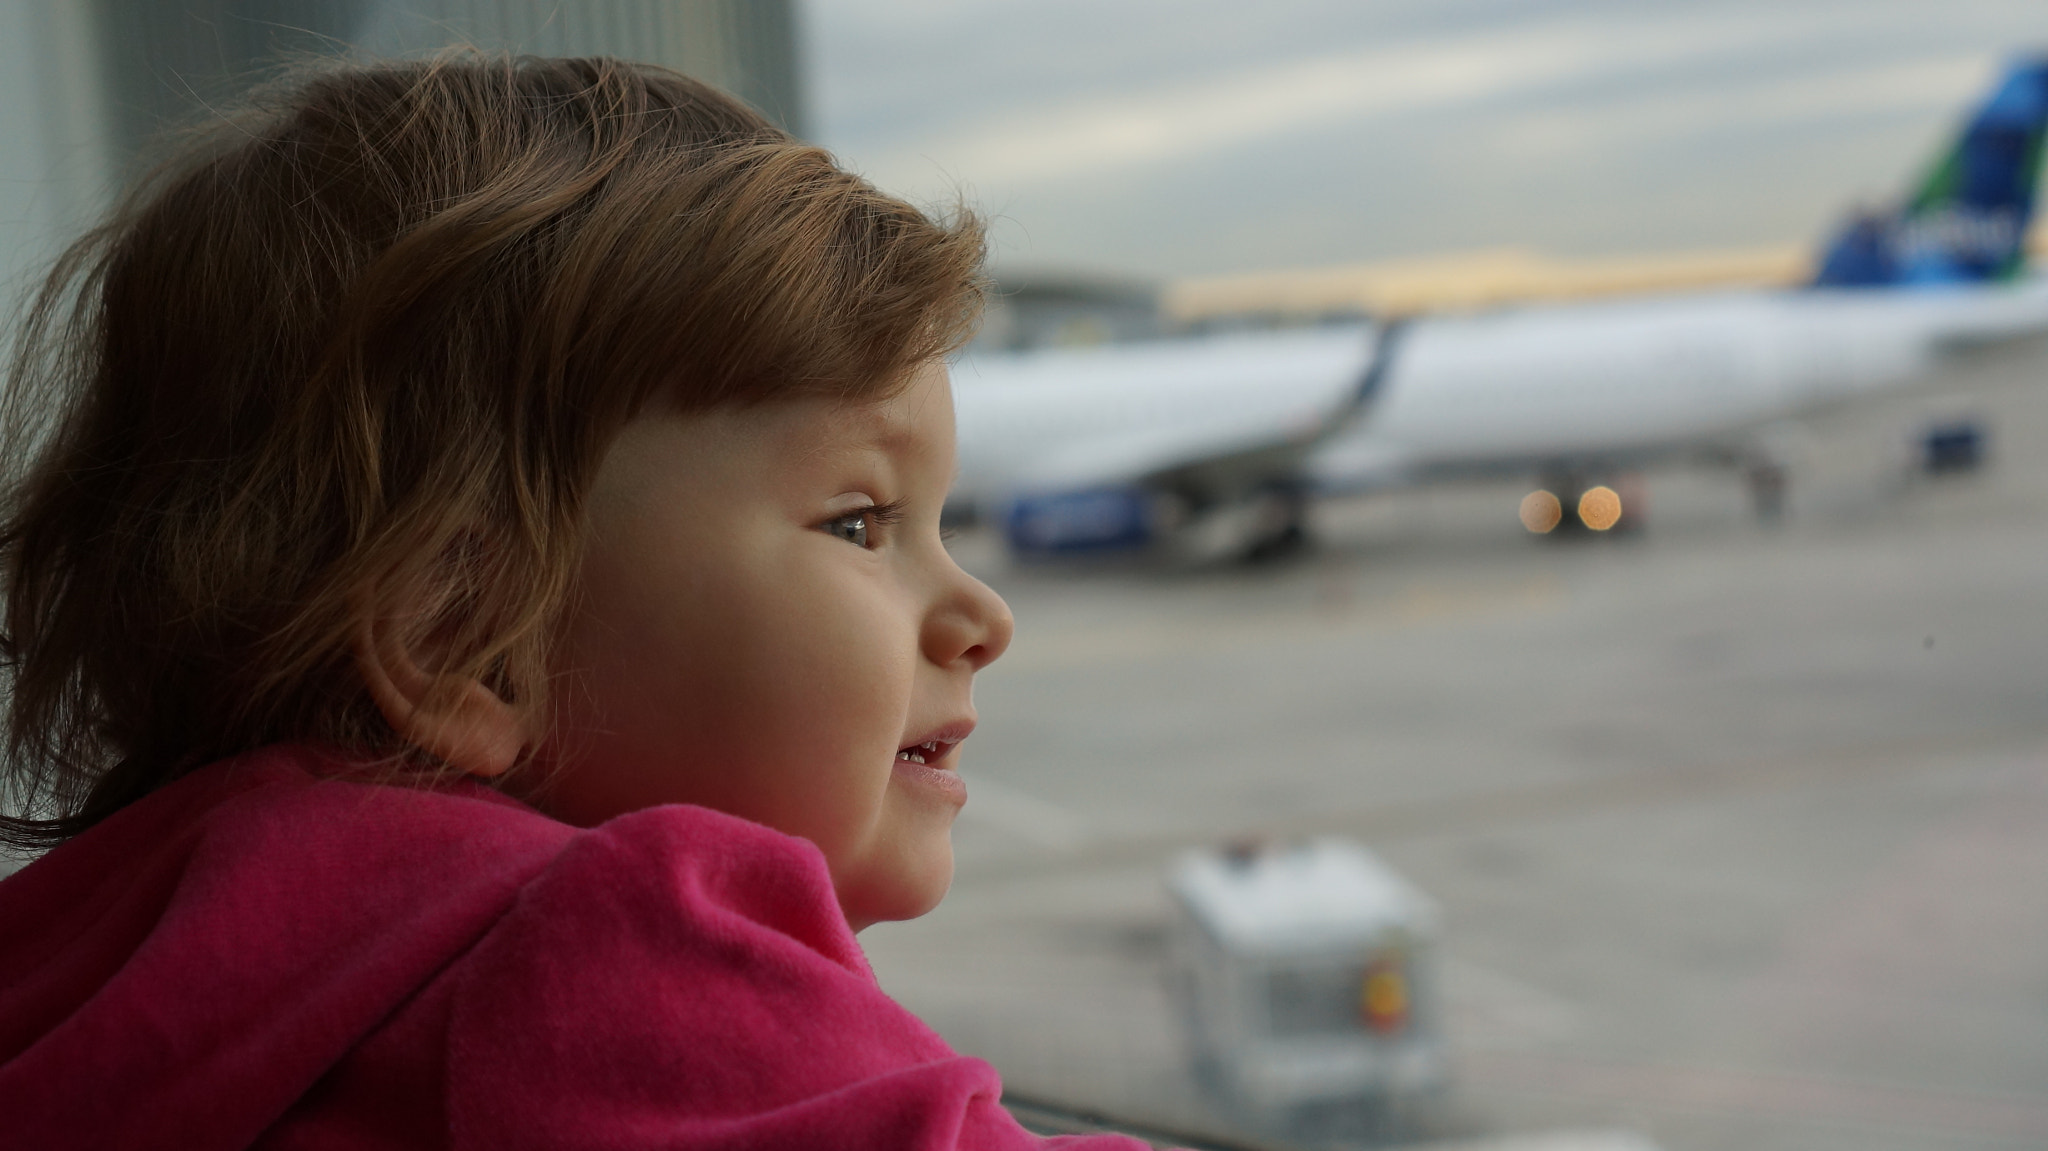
[821,500,906,548]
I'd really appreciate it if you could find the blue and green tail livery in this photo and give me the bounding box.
[1815,56,2048,287]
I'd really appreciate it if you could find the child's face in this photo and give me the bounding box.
[535,362,1012,929]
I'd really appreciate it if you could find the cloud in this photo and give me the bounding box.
[815,0,2046,276]
[1488,54,1997,160]
[845,9,1867,194]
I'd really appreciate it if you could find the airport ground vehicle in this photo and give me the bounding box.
[1167,840,1446,1134]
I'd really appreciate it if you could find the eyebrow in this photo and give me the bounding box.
[868,425,922,454]
[843,406,923,455]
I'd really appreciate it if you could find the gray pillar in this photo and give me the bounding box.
[88,0,806,175]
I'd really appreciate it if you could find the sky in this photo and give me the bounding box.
[805,0,2046,281]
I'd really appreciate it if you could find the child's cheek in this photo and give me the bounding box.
[719,577,912,850]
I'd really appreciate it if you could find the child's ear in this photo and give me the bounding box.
[353,610,529,779]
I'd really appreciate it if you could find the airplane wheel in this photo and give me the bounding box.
[1242,486,1311,563]
[1244,520,1309,563]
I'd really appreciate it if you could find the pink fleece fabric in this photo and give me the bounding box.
[0,744,1148,1150]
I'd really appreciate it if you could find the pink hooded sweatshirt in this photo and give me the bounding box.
[0,744,1148,1150]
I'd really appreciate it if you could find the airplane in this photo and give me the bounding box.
[950,55,2048,560]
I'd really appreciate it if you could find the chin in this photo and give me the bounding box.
[838,839,955,931]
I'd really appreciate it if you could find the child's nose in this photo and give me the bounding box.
[926,567,1013,672]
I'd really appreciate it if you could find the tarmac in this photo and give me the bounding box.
[861,335,2048,1151]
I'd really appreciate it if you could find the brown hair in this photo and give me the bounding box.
[0,53,986,849]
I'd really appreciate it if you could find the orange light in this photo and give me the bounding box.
[1359,956,1410,1034]
[1519,490,1562,534]
[1577,485,1622,531]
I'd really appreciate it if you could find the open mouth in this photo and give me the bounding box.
[896,740,954,766]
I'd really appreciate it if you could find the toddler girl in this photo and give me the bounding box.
[0,54,1149,1150]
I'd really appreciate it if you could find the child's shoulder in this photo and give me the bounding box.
[3,742,859,960]
[1,744,576,928]
[0,744,894,1144]
[1,749,1148,1148]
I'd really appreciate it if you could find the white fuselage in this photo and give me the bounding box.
[951,327,1366,505]
[952,277,2048,512]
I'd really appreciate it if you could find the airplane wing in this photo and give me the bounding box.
[960,321,1405,504]
[1012,416,1325,495]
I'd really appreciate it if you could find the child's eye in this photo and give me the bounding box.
[820,501,904,549]
[822,510,870,547]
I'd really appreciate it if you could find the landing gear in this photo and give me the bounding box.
[1532,472,1586,536]
[1242,483,1311,563]
[1744,460,1787,523]
[1148,484,1311,565]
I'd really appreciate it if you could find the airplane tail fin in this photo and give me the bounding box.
[1813,56,2048,287]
